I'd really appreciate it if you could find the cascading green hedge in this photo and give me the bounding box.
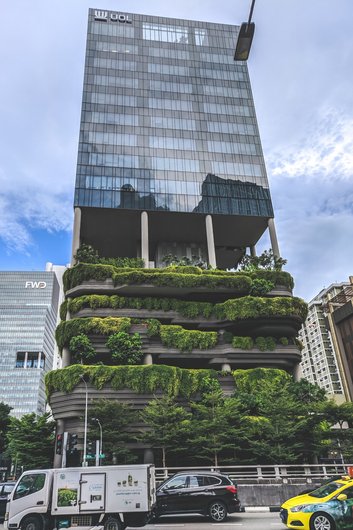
[45,364,220,398]
[63,263,294,293]
[159,325,218,352]
[56,317,131,351]
[215,296,308,321]
[63,294,306,322]
[64,294,214,320]
[62,293,307,324]
[232,336,278,351]
[233,367,291,394]
[60,300,68,321]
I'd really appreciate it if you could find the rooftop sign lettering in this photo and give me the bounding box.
[25,281,47,289]
[94,10,132,24]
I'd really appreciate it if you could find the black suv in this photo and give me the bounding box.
[0,482,16,520]
[155,471,240,522]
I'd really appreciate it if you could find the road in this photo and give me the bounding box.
[1,513,286,530]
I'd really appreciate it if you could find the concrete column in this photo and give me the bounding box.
[62,347,71,367]
[205,215,217,269]
[293,363,303,382]
[143,353,153,365]
[250,245,256,257]
[141,211,149,268]
[268,218,280,259]
[71,207,82,266]
[53,419,65,468]
[143,448,155,464]
[221,363,231,372]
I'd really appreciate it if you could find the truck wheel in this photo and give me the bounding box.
[104,516,123,530]
[310,512,336,530]
[209,501,227,522]
[21,516,43,530]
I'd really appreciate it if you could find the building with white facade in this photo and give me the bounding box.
[299,283,348,401]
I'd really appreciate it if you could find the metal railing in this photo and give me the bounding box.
[155,464,353,484]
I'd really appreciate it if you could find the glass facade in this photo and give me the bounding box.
[0,272,60,418]
[74,10,273,218]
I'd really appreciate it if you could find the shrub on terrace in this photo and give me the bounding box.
[106,332,143,365]
[45,364,219,398]
[63,262,294,292]
[56,317,131,351]
[69,333,96,363]
[74,244,144,268]
[159,325,218,352]
[63,294,307,325]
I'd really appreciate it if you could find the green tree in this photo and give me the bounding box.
[6,412,55,470]
[106,332,143,365]
[74,243,100,264]
[88,400,137,464]
[69,333,96,363]
[318,400,353,463]
[140,396,192,467]
[0,402,12,454]
[188,383,247,467]
[238,249,287,271]
[236,375,328,464]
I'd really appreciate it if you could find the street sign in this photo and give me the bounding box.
[86,454,95,460]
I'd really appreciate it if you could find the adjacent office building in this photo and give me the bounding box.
[299,280,353,402]
[0,270,61,417]
[72,9,279,267]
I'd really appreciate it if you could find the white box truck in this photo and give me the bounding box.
[4,465,155,530]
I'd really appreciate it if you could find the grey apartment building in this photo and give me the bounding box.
[0,272,60,417]
[72,8,279,266]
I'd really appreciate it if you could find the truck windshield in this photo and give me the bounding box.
[14,473,46,500]
[309,482,343,498]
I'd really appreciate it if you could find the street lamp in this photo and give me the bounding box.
[92,417,103,466]
[79,374,88,467]
[234,0,256,61]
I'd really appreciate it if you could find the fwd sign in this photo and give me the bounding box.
[25,281,47,289]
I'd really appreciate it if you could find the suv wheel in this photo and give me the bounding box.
[310,512,336,530]
[209,500,227,522]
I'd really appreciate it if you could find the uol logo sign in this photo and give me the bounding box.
[94,10,132,24]
[25,281,47,289]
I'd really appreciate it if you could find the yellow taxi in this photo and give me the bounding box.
[280,476,353,530]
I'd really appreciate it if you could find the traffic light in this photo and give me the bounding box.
[67,433,78,454]
[56,433,63,455]
[87,440,95,459]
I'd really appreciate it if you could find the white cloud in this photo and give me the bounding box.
[269,108,353,181]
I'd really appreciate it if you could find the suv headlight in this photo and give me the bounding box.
[291,504,310,513]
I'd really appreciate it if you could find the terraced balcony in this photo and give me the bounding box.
[48,260,307,467]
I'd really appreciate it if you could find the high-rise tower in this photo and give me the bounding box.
[48,9,306,468]
[72,8,279,268]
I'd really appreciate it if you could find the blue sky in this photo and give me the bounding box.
[1,0,353,301]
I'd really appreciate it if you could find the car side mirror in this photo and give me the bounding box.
[337,494,348,502]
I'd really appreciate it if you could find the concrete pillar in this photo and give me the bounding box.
[53,419,65,468]
[143,448,155,464]
[268,218,280,259]
[71,207,82,266]
[250,245,256,257]
[293,363,303,382]
[221,363,231,372]
[141,211,149,268]
[62,347,71,368]
[143,353,153,365]
[205,215,217,269]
